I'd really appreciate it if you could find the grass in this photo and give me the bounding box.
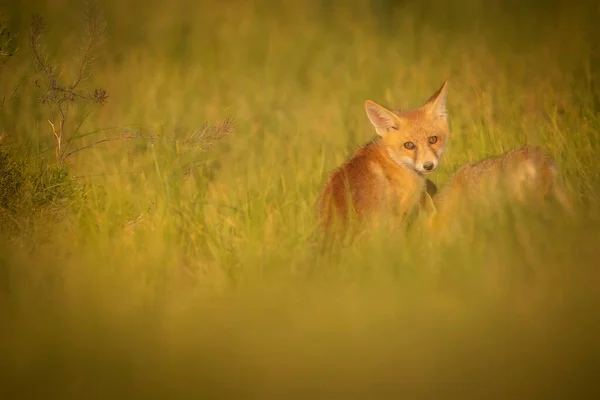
[1,0,599,398]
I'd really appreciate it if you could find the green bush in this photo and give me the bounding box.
[0,143,24,212]
[0,142,82,232]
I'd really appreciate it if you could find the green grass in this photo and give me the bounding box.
[1,0,600,398]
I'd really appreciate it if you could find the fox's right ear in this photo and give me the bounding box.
[365,100,400,137]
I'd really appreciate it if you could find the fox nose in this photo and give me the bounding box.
[423,162,435,171]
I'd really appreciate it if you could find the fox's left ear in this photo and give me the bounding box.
[423,81,448,121]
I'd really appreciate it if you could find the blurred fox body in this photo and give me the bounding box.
[431,146,573,227]
[317,82,449,235]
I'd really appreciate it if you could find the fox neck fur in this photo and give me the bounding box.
[318,137,428,233]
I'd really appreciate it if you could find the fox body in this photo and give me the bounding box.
[431,146,573,226]
[317,82,449,234]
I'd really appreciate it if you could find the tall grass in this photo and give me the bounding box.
[1,0,599,397]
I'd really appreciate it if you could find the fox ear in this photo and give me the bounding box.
[365,100,400,137]
[423,81,448,121]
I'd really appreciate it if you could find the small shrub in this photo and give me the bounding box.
[0,141,82,234]
[0,143,25,212]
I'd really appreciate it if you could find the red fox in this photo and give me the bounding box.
[317,82,449,236]
[429,146,574,228]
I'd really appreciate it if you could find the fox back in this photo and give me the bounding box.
[431,146,573,226]
[317,82,450,236]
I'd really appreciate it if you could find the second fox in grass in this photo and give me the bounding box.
[317,82,449,234]
[430,146,573,227]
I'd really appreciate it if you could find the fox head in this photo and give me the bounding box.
[364,81,449,174]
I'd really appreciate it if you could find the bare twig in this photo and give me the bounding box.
[29,1,108,165]
[72,0,105,91]
[27,2,230,168]
[47,120,60,161]
[62,134,139,160]
[29,15,53,77]
[62,116,234,160]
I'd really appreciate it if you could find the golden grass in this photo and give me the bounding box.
[1,0,599,397]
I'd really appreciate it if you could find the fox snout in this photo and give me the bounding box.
[415,151,439,174]
[421,160,437,173]
[391,150,440,174]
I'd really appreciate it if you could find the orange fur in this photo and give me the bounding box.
[430,146,574,229]
[317,82,450,237]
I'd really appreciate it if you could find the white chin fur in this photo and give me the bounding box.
[388,150,438,174]
[396,155,416,169]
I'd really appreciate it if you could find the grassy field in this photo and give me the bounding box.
[1,0,600,398]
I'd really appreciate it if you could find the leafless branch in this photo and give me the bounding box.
[62,134,139,160]
[26,3,230,168]
[29,1,109,165]
[72,0,106,91]
[62,117,234,160]
[30,14,53,77]
[48,119,59,142]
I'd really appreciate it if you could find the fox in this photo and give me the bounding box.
[429,146,574,229]
[317,81,449,237]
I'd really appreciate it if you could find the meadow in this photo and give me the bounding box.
[1,0,599,398]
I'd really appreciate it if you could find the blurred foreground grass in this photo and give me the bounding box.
[1,0,600,397]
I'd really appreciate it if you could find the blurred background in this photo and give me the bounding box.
[1,0,599,398]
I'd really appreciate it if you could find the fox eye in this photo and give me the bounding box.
[404,142,416,150]
[428,136,438,144]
